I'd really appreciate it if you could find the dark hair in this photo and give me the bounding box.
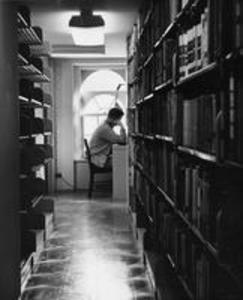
[108,107,124,120]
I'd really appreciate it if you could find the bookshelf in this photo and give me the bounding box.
[17,5,54,292]
[127,0,243,299]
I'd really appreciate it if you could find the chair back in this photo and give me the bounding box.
[84,139,91,165]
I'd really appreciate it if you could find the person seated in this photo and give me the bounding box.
[89,107,127,169]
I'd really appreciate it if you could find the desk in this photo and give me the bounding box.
[112,144,129,202]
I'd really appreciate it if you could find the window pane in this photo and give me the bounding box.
[82,100,99,115]
[81,70,126,92]
[98,115,106,124]
[84,116,98,136]
[96,95,114,110]
[83,94,126,117]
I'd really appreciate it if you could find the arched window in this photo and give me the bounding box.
[77,69,126,158]
[81,70,126,94]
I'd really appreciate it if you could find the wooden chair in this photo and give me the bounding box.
[84,139,112,198]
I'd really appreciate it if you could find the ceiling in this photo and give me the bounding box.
[15,0,142,10]
[17,0,142,58]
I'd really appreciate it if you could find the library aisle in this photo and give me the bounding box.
[21,193,155,300]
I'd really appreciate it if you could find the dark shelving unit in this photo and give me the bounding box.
[127,0,243,299]
[17,5,54,294]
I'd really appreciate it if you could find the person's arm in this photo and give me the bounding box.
[101,123,127,145]
[117,121,127,145]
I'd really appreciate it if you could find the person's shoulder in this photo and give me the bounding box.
[94,122,105,130]
[93,122,108,135]
[101,121,112,131]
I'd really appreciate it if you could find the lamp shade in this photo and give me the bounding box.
[69,9,105,46]
[69,13,104,28]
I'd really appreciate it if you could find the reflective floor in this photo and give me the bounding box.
[22,193,155,300]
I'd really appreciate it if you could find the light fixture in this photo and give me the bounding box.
[69,6,105,46]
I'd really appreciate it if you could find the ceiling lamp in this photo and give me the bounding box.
[69,8,105,46]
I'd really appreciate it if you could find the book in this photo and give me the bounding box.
[195,21,202,70]
[178,32,188,79]
[184,167,192,221]
[196,257,204,300]
[153,0,161,42]
[182,100,191,146]
[235,0,243,48]
[163,39,176,82]
[226,71,243,163]
[187,27,196,74]
[169,0,180,22]
[154,49,163,86]
[235,70,243,163]
[208,0,222,60]
[195,254,211,300]
[182,0,190,9]
[180,232,187,276]
[182,94,217,153]
[201,7,209,67]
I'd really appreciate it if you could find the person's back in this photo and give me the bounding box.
[89,107,127,168]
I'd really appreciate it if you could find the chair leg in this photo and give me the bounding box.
[88,172,94,199]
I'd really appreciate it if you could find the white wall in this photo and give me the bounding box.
[53,59,74,190]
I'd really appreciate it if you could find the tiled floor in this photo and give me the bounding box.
[22,193,155,300]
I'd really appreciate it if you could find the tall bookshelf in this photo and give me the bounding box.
[127,0,243,299]
[17,5,54,292]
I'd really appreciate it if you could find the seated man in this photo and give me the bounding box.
[89,107,127,169]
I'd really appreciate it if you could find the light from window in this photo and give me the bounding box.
[81,70,127,93]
